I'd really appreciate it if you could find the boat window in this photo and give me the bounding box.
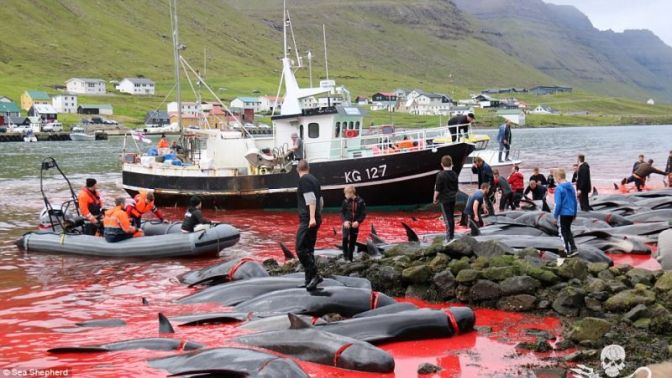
[308,123,319,138]
[355,121,360,129]
[299,125,304,139]
[335,122,341,137]
[349,121,354,129]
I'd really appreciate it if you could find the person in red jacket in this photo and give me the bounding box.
[508,165,524,209]
[125,191,165,228]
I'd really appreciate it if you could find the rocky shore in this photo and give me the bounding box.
[266,236,672,372]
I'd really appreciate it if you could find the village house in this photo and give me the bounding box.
[370,92,398,112]
[0,96,13,103]
[51,95,78,113]
[647,98,655,105]
[393,89,410,102]
[20,90,50,111]
[472,94,500,109]
[528,85,573,96]
[481,88,527,95]
[167,101,247,129]
[530,104,558,114]
[116,77,156,95]
[450,106,474,118]
[66,78,107,95]
[406,92,453,116]
[259,96,283,113]
[28,104,58,123]
[497,108,526,126]
[354,96,369,106]
[78,104,113,115]
[0,101,20,125]
[230,97,262,113]
[144,111,170,127]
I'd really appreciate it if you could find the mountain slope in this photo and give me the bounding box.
[453,0,672,101]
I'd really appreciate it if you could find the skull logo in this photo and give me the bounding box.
[601,344,626,377]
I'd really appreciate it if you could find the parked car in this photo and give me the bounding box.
[90,116,118,125]
[9,125,33,134]
[42,121,63,132]
[0,126,7,133]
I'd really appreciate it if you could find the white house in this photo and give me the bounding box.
[230,97,262,113]
[405,93,452,116]
[28,104,58,122]
[647,98,655,105]
[66,78,106,95]
[116,78,155,95]
[167,101,203,118]
[450,106,474,117]
[52,95,77,113]
[497,109,526,126]
[259,96,283,113]
[530,104,558,115]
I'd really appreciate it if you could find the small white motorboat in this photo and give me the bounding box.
[457,135,522,184]
[69,126,96,142]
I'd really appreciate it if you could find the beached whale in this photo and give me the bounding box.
[353,302,419,318]
[239,313,326,332]
[657,229,672,271]
[16,224,240,258]
[626,209,672,223]
[236,314,395,373]
[234,286,395,317]
[314,307,475,344]
[148,347,309,378]
[176,276,346,306]
[75,319,127,327]
[178,257,269,287]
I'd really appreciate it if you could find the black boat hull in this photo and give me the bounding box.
[123,142,474,209]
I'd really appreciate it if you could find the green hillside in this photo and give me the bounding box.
[0,0,670,127]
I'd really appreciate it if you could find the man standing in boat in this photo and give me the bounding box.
[78,178,103,236]
[296,160,323,291]
[288,132,304,161]
[447,112,475,142]
[496,120,512,162]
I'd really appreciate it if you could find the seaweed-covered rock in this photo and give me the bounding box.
[418,362,442,374]
[448,257,471,276]
[500,275,541,296]
[428,253,450,272]
[443,237,476,257]
[405,284,432,300]
[497,294,536,312]
[402,265,431,284]
[604,287,656,312]
[482,266,515,282]
[588,262,610,275]
[367,265,402,293]
[557,258,589,280]
[626,268,656,286]
[456,269,480,284]
[432,270,456,299]
[385,243,426,257]
[470,280,501,302]
[655,272,672,291]
[568,317,611,342]
[552,286,586,316]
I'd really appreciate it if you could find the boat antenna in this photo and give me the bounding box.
[283,0,288,59]
[169,0,182,133]
[323,24,329,80]
[287,10,302,67]
[307,50,313,87]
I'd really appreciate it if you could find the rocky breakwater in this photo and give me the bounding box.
[268,236,672,370]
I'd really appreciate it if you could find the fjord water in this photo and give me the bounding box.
[0,125,669,376]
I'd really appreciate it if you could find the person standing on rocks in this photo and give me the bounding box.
[553,168,578,258]
[576,154,592,211]
[465,183,489,236]
[341,185,366,262]
[295,160,324,291]
[472,156,495,216]
[433,155,459,242]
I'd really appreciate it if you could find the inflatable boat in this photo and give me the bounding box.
[16,223,240,258]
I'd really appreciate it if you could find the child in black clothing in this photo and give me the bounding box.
[341,185,366,261]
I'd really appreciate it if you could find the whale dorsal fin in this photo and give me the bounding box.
[401,222,419,242]
[288,313,312,329]
[278,242,296,261]
[159,313,175,334]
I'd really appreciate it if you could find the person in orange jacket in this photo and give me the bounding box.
[158,133,169,149]
[104,197,144,242]
[78,178,103,235]
[125,191,164,228]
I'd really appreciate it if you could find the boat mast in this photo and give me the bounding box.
[170,0,182,133]
[323,24,329,80]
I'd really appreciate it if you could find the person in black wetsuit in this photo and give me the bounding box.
[181,196,211,232]
[433,155,459,242]
[576,154,592,211]
[524,179,551,212]
[341,185,366,262]
[295,160,324,291]
[529,167,548,187]
[447,112,475,142]
[472,156,495,216]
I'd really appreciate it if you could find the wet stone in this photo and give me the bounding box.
[428,253,450,272]
[470,280,501,302]
[449,257,471,276]
[500,275,541,296]
[482,266,515,282]
[497,294,536,312]
[588,262,610,274]
[655,272,672,291]
[562,349,598,362]
[525,329,555,341]
[552,286,585,316]
[402,265,431,284]
[584,297,603,313]
[432,270,456,299]
[473,240,513,258]
[516,340,553,352]
[597,269,615,280]
[557,258,589,280]
[417,362,442,374]
[626,268,656,286]
[568,317,611,342]
[604,287,656,312]
[623,304,650,322]
[456,269,480,284]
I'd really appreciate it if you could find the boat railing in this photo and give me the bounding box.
[305,123,472,160]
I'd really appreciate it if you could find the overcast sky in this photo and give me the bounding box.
[545,0,672,47]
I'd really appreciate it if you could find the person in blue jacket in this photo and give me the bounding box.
[496,120,512,162]
[553,168,578,258]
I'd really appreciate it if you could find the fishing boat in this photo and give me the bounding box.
[69,126,96,142]
[457,134,522,184]
[121,2,475,209]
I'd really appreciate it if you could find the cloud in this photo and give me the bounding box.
[545,0,672,47]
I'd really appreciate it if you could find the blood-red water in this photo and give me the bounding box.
[0,209,578,377]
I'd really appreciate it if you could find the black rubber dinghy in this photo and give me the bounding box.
[15,224,239,258]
